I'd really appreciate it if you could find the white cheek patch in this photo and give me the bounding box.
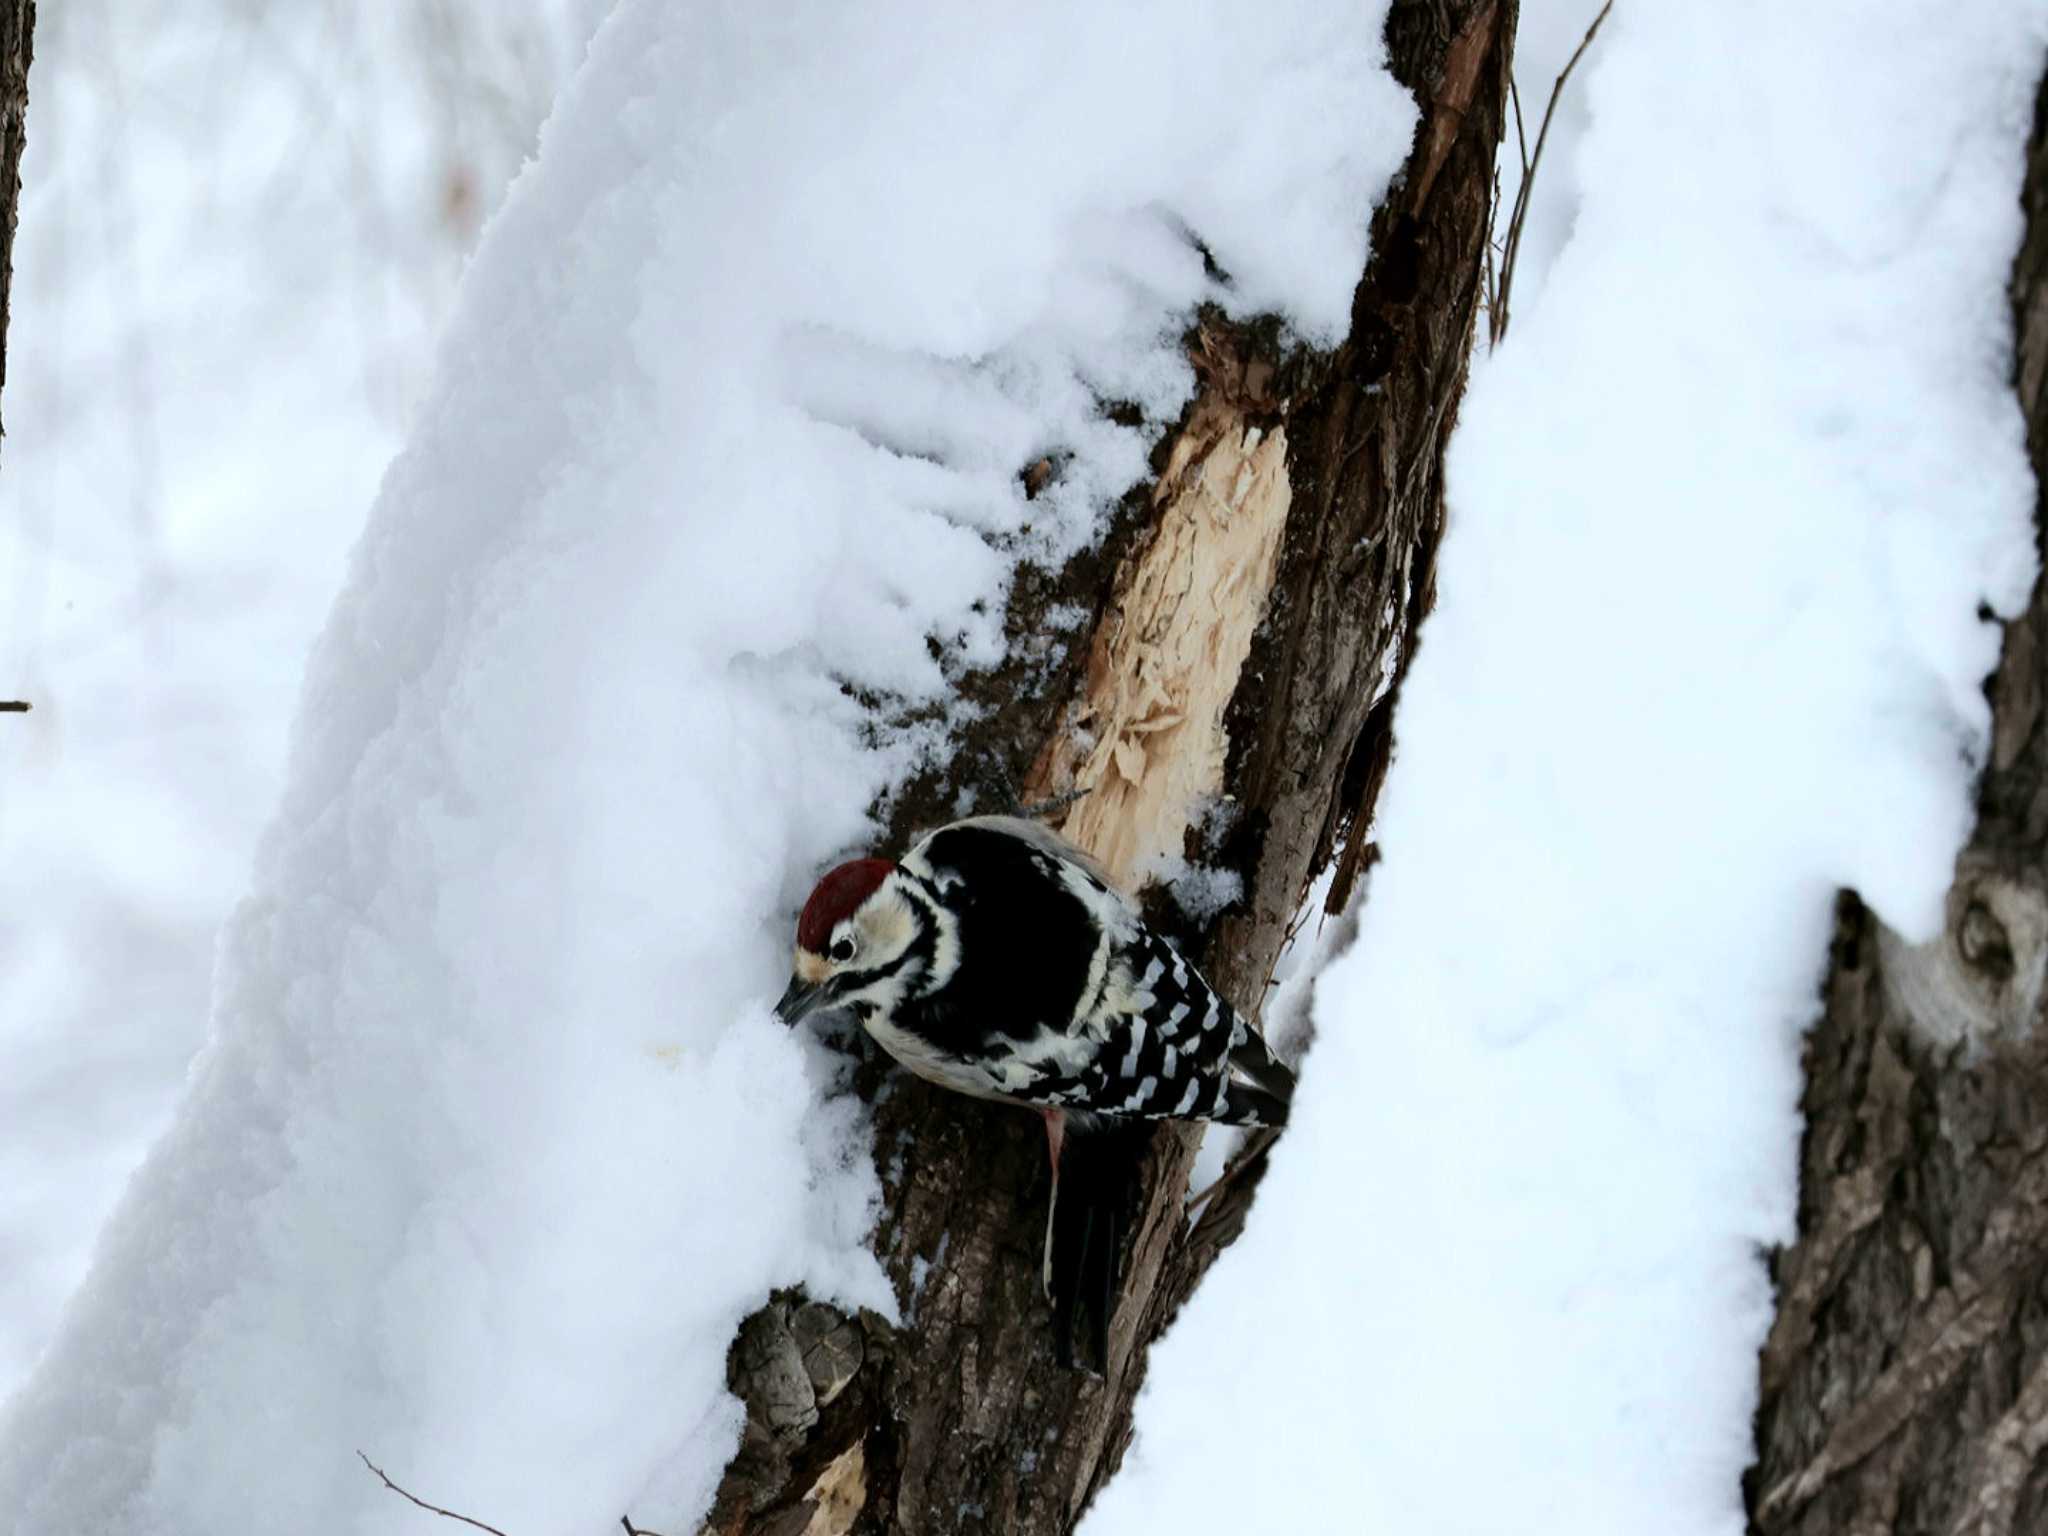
[857,890,915,958]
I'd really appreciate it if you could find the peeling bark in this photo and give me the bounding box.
[1749,65,2048,1536]
[705,4,1514,1532]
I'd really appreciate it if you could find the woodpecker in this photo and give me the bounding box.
[775,815,1293,1369]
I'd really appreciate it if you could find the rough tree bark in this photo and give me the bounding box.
[0,0,30,451]
[1749,64,2048,1536]
[704,5,1514,1532]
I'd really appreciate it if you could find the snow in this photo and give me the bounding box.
[1088,4,2046,1536]
[0,3,1413,1532]
[0,2,592,1399]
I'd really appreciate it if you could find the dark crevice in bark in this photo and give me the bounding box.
[0,0,30,455]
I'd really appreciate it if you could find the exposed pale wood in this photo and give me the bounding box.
[1036,410,1291,887]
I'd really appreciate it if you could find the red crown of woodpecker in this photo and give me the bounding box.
[796,859,894,952]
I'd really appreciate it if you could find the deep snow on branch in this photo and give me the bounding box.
[0,0,589,1398]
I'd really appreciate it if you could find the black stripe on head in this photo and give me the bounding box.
[841,911,937,995]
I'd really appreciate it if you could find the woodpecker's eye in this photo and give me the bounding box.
[830,937,856,963]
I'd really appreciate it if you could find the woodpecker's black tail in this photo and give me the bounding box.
[1043,1119,1146,1375]
[1218,1026,1294,1127]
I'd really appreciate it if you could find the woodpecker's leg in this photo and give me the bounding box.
[1040,1108,1065,1301]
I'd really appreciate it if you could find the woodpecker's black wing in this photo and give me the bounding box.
[1019,927,1293,1128]
[900,817,1293,1126]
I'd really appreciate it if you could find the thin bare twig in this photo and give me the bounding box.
[1483,168,1504,324]
[1510,75,1530,181]
[357,1451,513,1536]
[1490,0,1615,346]
[0,700,27,711]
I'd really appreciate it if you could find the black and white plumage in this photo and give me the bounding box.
[774,815,1291,1130]
[775,815,1293,1370]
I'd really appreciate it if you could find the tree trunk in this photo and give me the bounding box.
[1749,67,2048,1536]
[0,0,30,451]
[704,4,1514,1533]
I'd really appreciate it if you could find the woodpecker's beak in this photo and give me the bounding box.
[775,975,827,1026]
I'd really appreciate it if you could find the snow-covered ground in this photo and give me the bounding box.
[1090,4,2046,1535]
[0,2,591,1395]
[3,0,2043,1532]
[0,2,1411,1530]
